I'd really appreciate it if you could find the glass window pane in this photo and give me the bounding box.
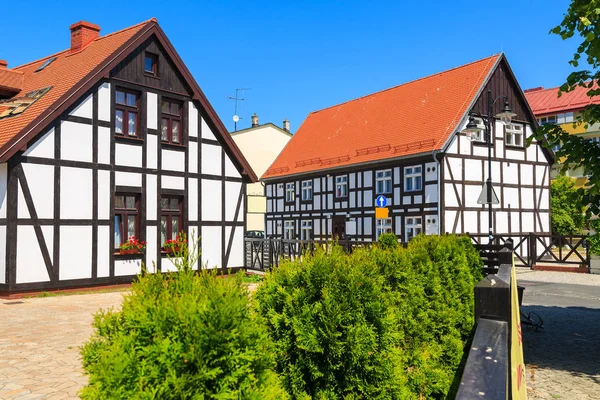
[415,176,422,190]
[172,121,180,143]
[171,103,179,115]
[162,100,169,113]
[160,198,169,209]
[114,215,122,247]
[126,93,137,107]
[115,110,123,133]
[170,198,179,210]
[171,217,179,239]
[114,195,125,209]
[144,56,153,72]
[128,113,137,136]
[128,216,136,240]
[116,91,125,105]
[406,178,413,191]
[161,119,169,141]
[126,196,136,209]
[161,216,167,244]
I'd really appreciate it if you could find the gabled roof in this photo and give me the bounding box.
[230,122,293,137]
[262,54,500,179]
[524,84,600,116]
[0,19,257,182]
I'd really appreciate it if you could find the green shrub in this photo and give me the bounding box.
[377,232,399,249]
[255,234,482,399]
[80,242,285,399]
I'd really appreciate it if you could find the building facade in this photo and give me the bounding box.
[231,115,292,233]
[263,54,553,243]
[0,20,256,294]
[525,85,600,184]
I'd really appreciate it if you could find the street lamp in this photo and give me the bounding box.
[464,89,516,247]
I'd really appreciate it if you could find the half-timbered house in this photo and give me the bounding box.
[0,19,256,295]
[262,54,553,243]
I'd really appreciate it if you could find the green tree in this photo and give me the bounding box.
[550,175,586,235]
[531,0,600,217]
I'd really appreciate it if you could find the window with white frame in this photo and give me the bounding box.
[539,115,557,126]
[335,175,348,198]
[284,220,295,239]
[285,183,295,202]
[376,218,393,240]
[557,112,574,124]
[376,169,392,194]
[466,117,486,142]
[404,166,422,192]
[405,217,422,241]
[506,124,524,146]
[301,180,313,201]
[300,220,312,240]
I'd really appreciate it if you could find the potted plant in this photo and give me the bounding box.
[588,219,600,274]
[119,236,146,255]
[163,234,187,255]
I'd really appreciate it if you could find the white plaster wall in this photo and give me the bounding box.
[16,226,52,283]
[23,128,54,158]
[147,92,158,130]
[446,158,462,180]
[161,257,179,273]
[464,159,482,182]
[540,189,549,211]
[162,149,185,171]
[17,183,30,219]
[69,93,93,119]
[496,139,505,157]
[496,211,508,233]
[463,211,478,233]
[0,226,5,283]
[201,226,221,269]
[480,212,489,235]
[444,183,459,207]
[521,164,533,185]
[446,136,458,154]
[188,178,198,221]
[511,212,520,232]
[161,176,185,190]
[146,134,158,169]
[521,187,534,209]
[464,185,482,208]
[98,170,110,220]
[61,167,92,219]
[227,227,244,268]
[506,149,526,161]
[225,181,242,221]
[425,184,438,203]
[22,164,54,219]
[504,187,519,209]
[97,225,110,278]
[202,144,222,176]
[98,82,111,122]
[445,211,456,234]
[202,179,222,221]
[115,259,142,276]
[189,141,198,173]
[115,143,142,168]
[145,226,158,273]
[61,121,92,163]
[535,166,547,186]
[224,154,240,178]
[425,162,437,181]
[0,163,7,219]
[59,226,92,280]
[98,126,111,165]
[231,125,290,178]
[116,172,142,187]
[536,146,546,164]
[472,145,488,157]
[189,102,198,137]
[503,162,519,185]
[145,174,157,220]
[201,118,217,140]
[522,212,534,233]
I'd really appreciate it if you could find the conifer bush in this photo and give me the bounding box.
[377,232,400,249]
[80,237,285,399]
[255,234,482,399]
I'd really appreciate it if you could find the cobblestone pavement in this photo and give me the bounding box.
[519,271,600,400]
[0,292,126,400]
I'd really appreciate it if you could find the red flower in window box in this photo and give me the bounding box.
[163,235,187,254]
[119,236,146,255]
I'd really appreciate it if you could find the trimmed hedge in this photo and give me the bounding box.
[255,234,482,399]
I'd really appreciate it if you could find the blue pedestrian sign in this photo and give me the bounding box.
[375,195,387,208]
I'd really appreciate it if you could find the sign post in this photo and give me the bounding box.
[375,196,389,240]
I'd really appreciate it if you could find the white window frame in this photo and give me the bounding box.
[301,180,313,201]
[404,166,422,192]
[557,112,574,124]
[285,183,295,202]
[505,123,524,147]
[335,175,348,198]
[375,169,392,194]
[466,117,486,142]
[376,218,393,240]
[405,217,422,241]
[284,220,295,240]
[300,220,312,241]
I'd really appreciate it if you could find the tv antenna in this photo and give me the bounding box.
[227,88,251,132]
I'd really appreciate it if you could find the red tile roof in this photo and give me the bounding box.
[0,19,152,150]
[262,54,500,179]
[524,84,600,116]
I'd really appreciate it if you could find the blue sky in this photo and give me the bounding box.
[2,0,580,133]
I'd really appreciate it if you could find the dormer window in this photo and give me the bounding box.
[144,53,158,76]
[0,87,52,119]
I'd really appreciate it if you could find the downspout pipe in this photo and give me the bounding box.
[432,150,442,235]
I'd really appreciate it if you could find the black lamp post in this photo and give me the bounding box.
[464,89,516,247]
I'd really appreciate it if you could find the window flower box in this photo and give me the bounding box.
[162,236,187,255]
[119,236,146,255]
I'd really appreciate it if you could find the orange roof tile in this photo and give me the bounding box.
[262,54,500,179]
[524,84,600,116]
[0,19,153,150]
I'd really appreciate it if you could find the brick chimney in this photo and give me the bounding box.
[251,113,259,127]
[70,21,101,53]
[283,118,290,132]
[0,60,7,69]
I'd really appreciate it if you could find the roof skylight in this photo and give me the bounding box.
[0,86,52,119]
[35,57,56,72]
